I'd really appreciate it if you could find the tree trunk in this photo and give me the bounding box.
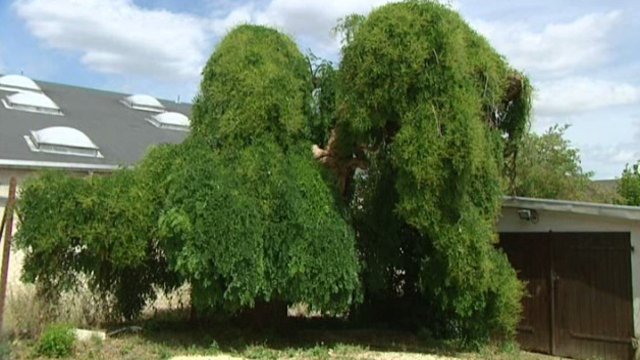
[238,300,288,328]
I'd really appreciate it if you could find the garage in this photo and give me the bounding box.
[498,197,640,360]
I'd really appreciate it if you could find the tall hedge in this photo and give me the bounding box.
[338,1,528,342]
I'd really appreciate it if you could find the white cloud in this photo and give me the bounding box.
[210,4,256,37]
[472,11,621,76]
[253,0,388,36]
[14,0,399,79]
[12,0,470,81]
[14,0,211,80]
[535,77,640,116]
[209,0,396,57]
[580,143,640,178]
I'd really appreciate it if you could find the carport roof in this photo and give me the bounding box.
[503,196,640,221]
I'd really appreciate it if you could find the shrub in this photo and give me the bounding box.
[15,168,181,321]
[34,324,75,358]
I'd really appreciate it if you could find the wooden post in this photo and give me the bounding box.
[0,177,17,333]
[0,209,5,252]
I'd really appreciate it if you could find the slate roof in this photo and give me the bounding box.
[0,76,191,172]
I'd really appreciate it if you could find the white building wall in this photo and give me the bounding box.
[498,206,640,340]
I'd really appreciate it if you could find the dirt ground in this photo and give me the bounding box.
[168,351,565,360]
[167,350,563,359]
[169,353,459,359]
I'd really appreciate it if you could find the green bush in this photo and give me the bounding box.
[35,324,75,358]
[16,168,181,321]
[618,162,640,205]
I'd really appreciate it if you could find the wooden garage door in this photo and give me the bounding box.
[500,232,634,360]
[500,233,551,354]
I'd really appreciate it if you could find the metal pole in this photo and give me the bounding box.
[0,177,17,333]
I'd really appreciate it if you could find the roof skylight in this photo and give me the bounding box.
[121,94,165,112]
[25,126,102,158]
[146,112,190,131]
[0,74,42,93]
[2,92,62,115]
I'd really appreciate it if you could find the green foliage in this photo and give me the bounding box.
[16,168,180,320]
[618,163,640,205]
[160,26,360,314]
[16,3,534,346]
[514,124,617,203]
[333,14,366,46]
[191,25,312,148]
[513,125,620,203]
[515,124,590,199]
[35,324,75,358]
[339,0,526,342]
[308,54,339,145]
[17,25,360,318]
[0,341,10,360]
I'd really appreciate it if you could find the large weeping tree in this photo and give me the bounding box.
[156,25,361,316]
[16,1,530,344]
[314,1,531,341]
[16,25,361,320]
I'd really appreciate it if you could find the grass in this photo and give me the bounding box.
[33,324,75,358]
[4,311,563,360]
[0,285,559,359]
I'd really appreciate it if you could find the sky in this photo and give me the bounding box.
[1,0,639,179]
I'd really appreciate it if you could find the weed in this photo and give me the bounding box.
[244,344,279,359]
[0,341,11,360]
[305,343,330,359]
[332,343,367,356]
[5,285,43,337]
[120,342,134,356]
[34,324,75,358]
[5,282,110,338]
[154,344,173,359]
[209,339,220,353]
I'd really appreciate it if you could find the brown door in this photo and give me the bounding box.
[552,232,634,360]
[500,232,634,360]
[500,233,551,354]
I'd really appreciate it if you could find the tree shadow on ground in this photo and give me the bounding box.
[109,309,469,358]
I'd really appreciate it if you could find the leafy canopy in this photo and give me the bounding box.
[16,168,179,320]
[16,3,532,345]
[516,125,592,199]
[515,124,619,203]
[618,163,640,206]
[338,0,527,342]
[191,25,312,149]
[16,25,361,319]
